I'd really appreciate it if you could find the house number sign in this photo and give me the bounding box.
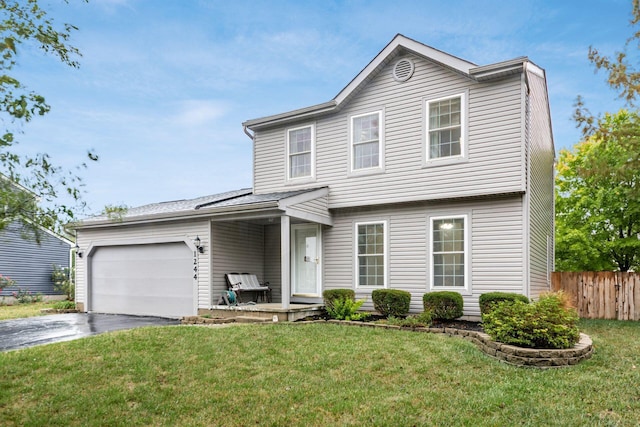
[193,253,198,280]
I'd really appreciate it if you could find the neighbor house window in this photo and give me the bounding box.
[431,216,467,288]
[426,94,465,161]
[351,111,382,171]
[287,124,314,180]
[355,221,387,287]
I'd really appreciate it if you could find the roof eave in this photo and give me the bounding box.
[470,57,528,81]
[243,101,337,131]
[242,34,478,131]
[73,201,281,229]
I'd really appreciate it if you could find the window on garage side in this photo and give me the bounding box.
[355,221,387,287]
[431,215,467,289]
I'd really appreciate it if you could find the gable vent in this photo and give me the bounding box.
[392,58,414,82]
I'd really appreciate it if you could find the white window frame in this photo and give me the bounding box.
[424,92,467,165]
[429,214,470,292]
[286,124,315,183]
[349,110,385,175]
[354,220,388,289]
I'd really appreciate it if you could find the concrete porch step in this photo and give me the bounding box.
[234,316,271,324]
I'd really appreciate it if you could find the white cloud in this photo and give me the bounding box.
[171,100,228,127]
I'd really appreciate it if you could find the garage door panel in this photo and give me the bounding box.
[90,243,194,318]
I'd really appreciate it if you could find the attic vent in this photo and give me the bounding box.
[393,58,414,82]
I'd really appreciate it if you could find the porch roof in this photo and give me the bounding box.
[74,187,332,229]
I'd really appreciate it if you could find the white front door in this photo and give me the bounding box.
[291,224,321,296]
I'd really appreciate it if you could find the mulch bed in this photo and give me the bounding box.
[298,314,484,332]
[431,320,484,332]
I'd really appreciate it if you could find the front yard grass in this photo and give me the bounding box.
[0,301,57,320]
[0,319,639,426]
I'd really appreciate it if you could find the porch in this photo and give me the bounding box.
[202,187,333,314]
[201,303,325,322]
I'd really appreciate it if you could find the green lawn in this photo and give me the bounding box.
[0,301,57,320]
[0,320,638,426]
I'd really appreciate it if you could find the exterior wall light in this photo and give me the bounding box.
[194,236,204,254]
[75,243,83,258]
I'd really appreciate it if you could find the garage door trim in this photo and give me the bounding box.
[85,236,200,317]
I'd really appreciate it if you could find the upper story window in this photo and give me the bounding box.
[287,124,315,181]
[426,93,466,162]
[351,111,384,172]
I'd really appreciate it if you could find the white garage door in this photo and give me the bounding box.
[90,243,194,318]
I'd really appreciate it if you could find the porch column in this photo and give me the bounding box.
[281,215,291,309]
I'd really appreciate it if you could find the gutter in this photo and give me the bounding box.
[73,201,281,230]
[243,125,254,141]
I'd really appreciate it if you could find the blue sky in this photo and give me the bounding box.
[14,0,635,214]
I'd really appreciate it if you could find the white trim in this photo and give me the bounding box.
[424,91,468,165]
[281,215,291,309]
[348,109,385,175]
[290,223,322,297]
[335,34,475,105]
[85,238,199,316]
[428,214,470,293]
[285,123,316,183]
[354,220,388,289]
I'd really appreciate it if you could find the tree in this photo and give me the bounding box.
[558,0,640,271]
[556,110,640,271]
[0,0,96,240]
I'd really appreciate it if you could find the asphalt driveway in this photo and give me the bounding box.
[0,313,179,352]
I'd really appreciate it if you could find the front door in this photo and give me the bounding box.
[291,224,321,296]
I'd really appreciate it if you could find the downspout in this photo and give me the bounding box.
[243,125,254,141]
[522,62,531,299]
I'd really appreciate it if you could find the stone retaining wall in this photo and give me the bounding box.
[317,320,593,368]
[181,316,236,325]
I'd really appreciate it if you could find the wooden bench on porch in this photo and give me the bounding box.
[225,273,272,303]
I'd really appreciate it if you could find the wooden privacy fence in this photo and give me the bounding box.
[551,272,640,321]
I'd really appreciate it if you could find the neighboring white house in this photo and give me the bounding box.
[73,34,554,319]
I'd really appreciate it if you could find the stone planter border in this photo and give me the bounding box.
[181,316,236,325]
[301,319,594,368]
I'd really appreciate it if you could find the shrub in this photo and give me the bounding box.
[12,288,43,304]
[325,297,369,321]
[372,289,411,317]
[0,274,16,292]
[482,292,580,349]
[479,292,529,316]
[51,265,75,301]
[323,289,355,308]
[386,310,432,328]
[423,291,463,320]
[52,300,76,310]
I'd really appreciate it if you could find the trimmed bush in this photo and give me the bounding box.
[423,291,463,320]
[482,292,580,349]
[372,289,411,317]
[479,292,529,316]
[323,289,355,308]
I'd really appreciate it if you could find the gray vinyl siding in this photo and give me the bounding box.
[264,224,281,302]
[526,70,555,298]
[322,196,525,318]
[253,53,524,207]
[0,221,71,296]
[76,219,209,309]
[289,196,329,218]
[210,221,265,304]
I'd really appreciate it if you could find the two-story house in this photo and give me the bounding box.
[73,34,554,319]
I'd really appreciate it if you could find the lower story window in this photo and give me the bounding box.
[431,216,466,288]
[356,221,386,287]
